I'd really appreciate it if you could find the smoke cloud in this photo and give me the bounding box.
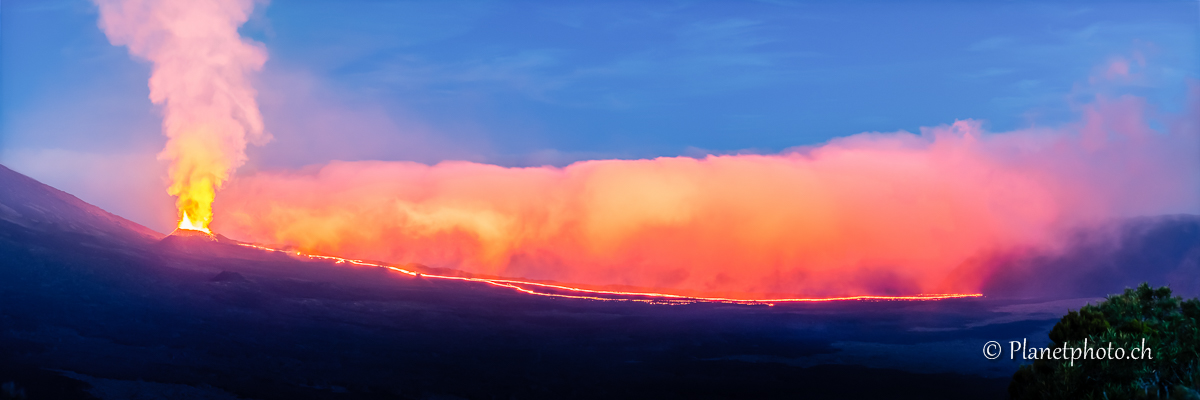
[94,0,269,232]
[212,81,1199,298]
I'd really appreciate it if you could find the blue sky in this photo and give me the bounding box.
[1,0,1197,231]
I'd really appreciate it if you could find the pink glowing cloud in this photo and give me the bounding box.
[211,78,1198,298]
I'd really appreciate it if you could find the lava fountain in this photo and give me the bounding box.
[94,0,270,235]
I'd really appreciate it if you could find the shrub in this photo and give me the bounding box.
[1009,284,1200,400]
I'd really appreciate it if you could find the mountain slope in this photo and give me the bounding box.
[0,163,1022,400]
[7,162,1198,399]
[0,164,162,242]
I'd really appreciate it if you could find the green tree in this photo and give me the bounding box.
[1009,284,1200,400]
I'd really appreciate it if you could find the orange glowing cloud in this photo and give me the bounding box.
[212,89,1199,299]
[94,0,269,233]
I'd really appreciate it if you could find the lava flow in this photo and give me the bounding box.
[209,73,1200,300]
[236,243,982,305]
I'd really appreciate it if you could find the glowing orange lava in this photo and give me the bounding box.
[178,211,212,234]
[237,243,982,305]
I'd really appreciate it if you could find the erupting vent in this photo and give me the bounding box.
[168,227,216,241]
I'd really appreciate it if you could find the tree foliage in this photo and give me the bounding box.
[1010,284,1200,400]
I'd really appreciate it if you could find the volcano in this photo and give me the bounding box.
[1,163,1198,399]
[166,228,216,240]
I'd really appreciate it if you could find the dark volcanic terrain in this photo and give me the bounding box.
[1,164,1197,399]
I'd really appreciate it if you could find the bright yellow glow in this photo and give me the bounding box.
[179,211,212,234]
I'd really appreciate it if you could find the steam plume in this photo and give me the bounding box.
[212,86,1199,299]
[94,0,269,233]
